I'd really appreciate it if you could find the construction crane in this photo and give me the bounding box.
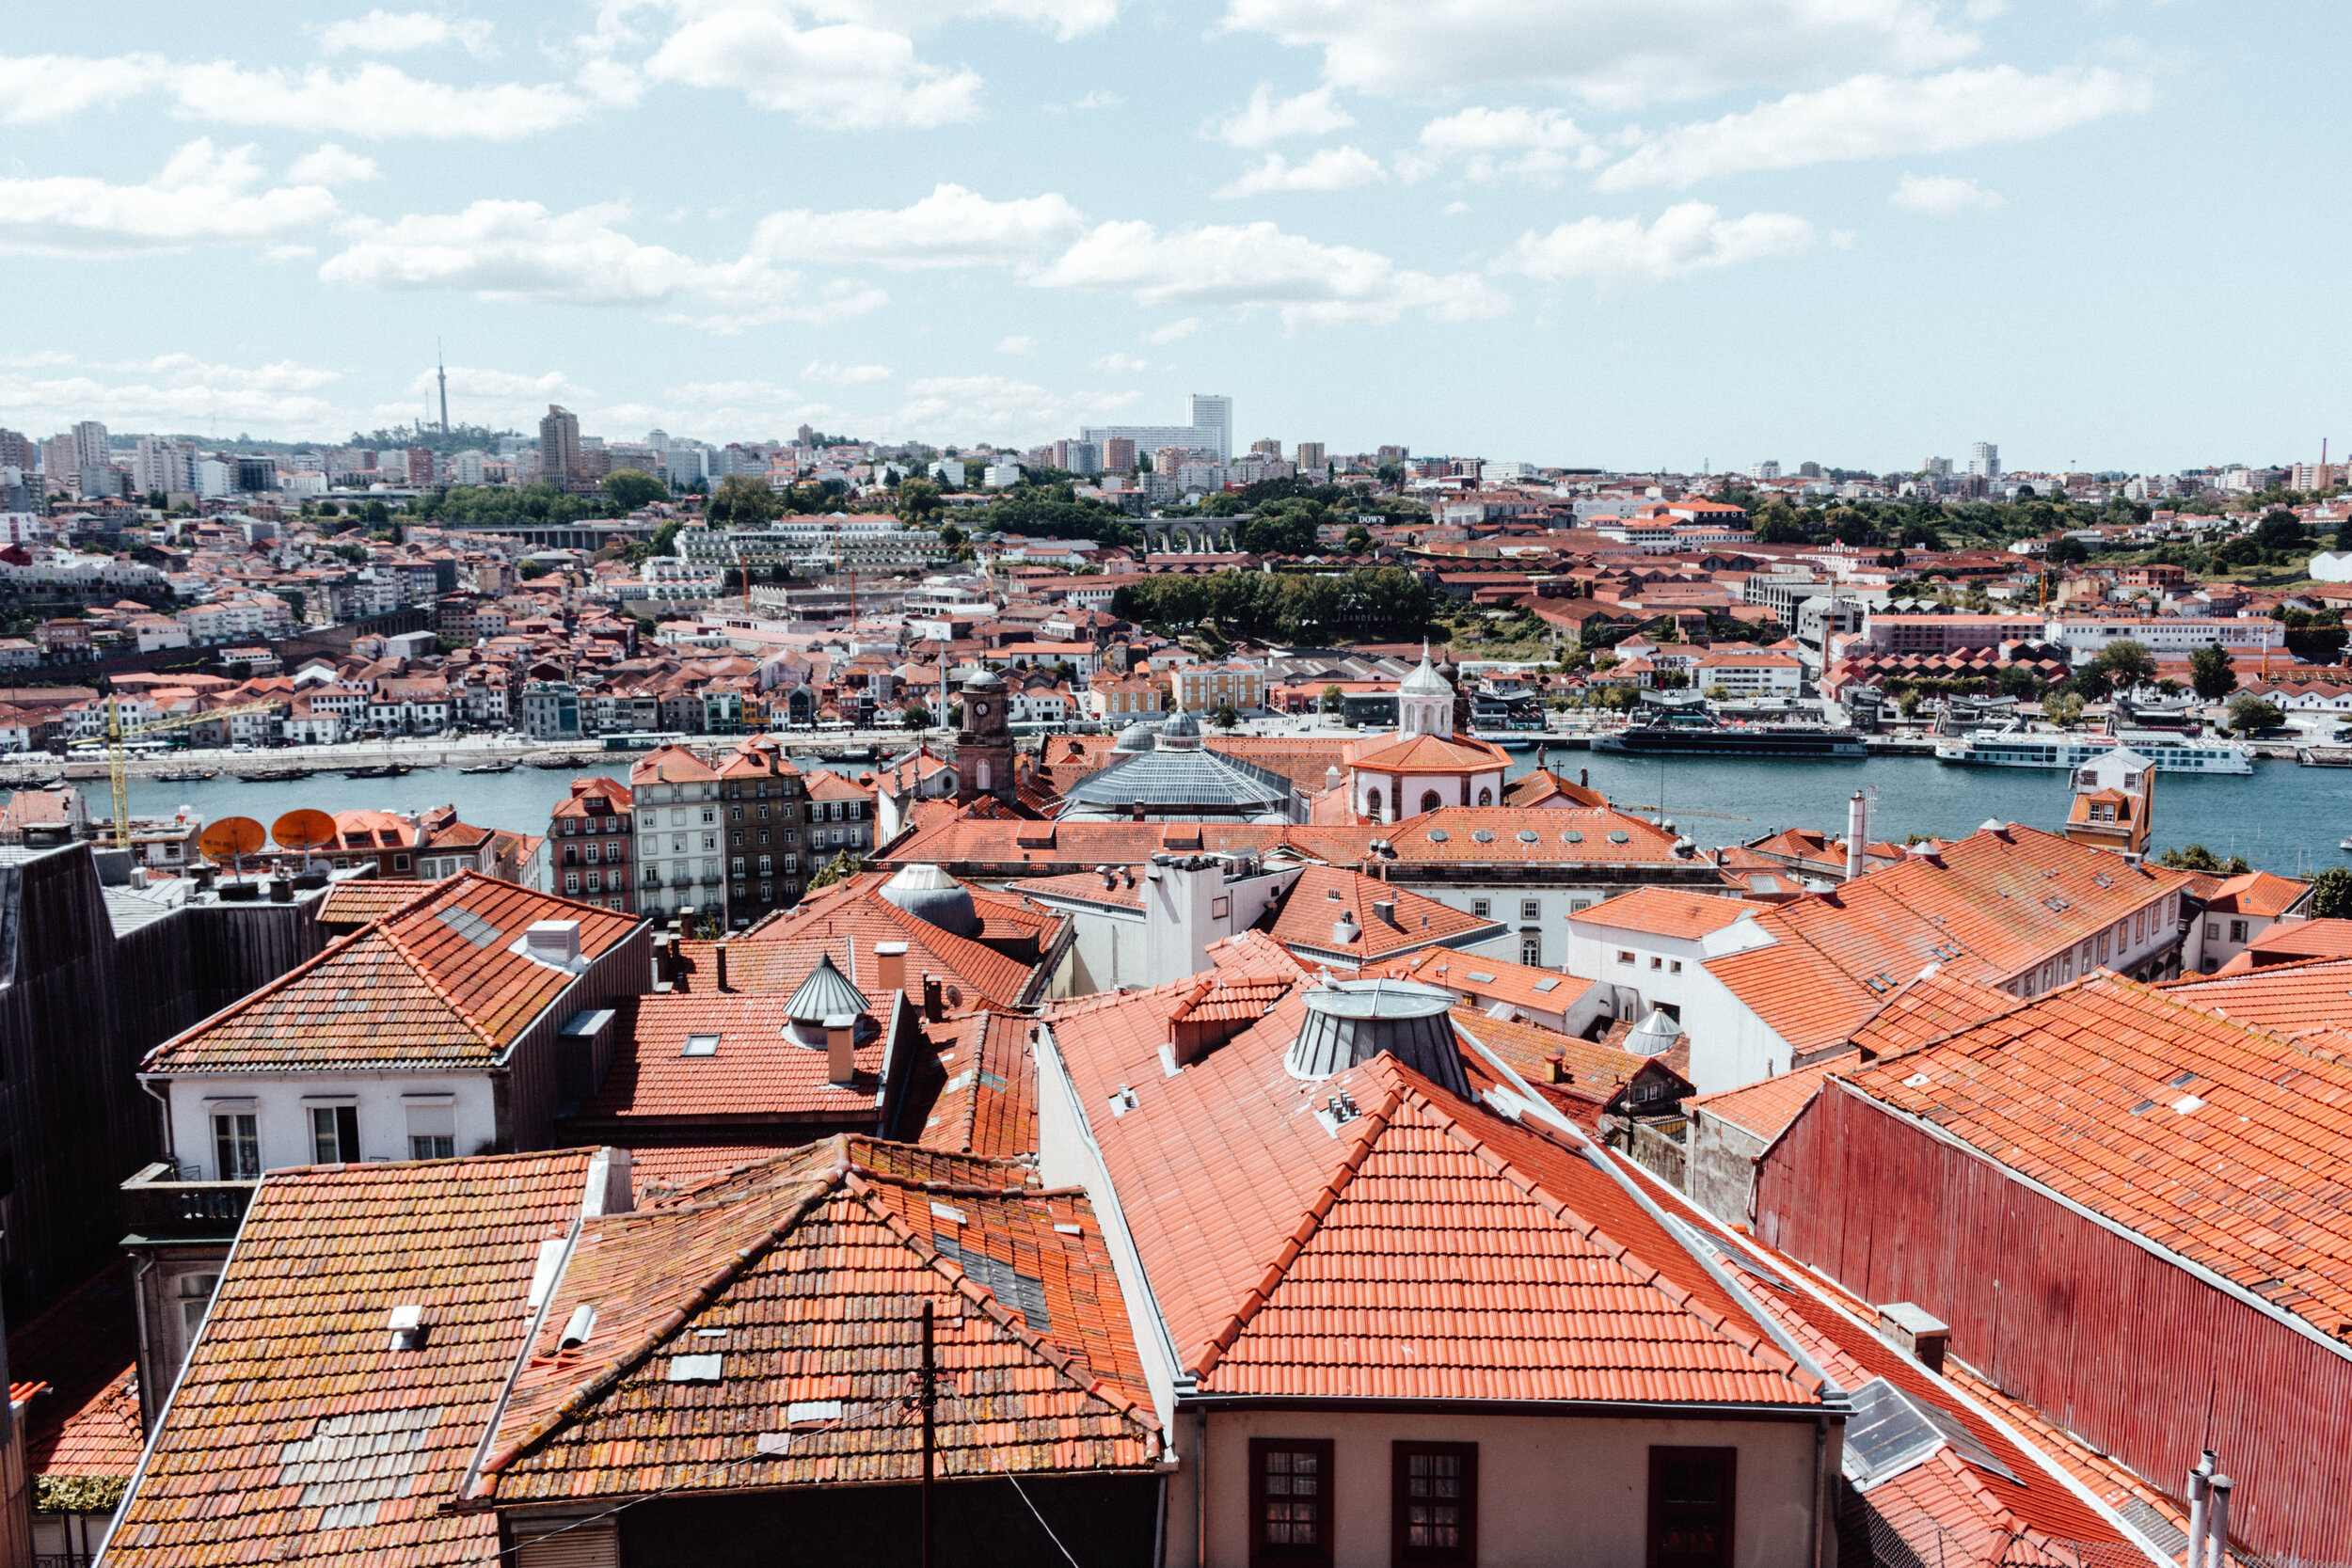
[72,695,284,848]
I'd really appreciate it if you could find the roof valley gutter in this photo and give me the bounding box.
[455,1196,591,1507]
[1826,1077,2352,1367]
[1031,1018,1188,1443]
[92,1156,271,1565]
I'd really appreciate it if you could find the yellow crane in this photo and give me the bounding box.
[72,695,284,848]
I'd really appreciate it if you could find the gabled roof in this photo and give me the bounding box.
[312,878,434,927]
[1839,974,2352,1342]
[467,1137,1157,1506]
[1371,944,1595,1017]
[916,1008,1038,1160]
[1502,768,1609,809]
[1705,825,2193,1052]
[2231,917,2352,970]
[146,873,642,1073]
[1255,863,1502,965]
[1848,969,2020,1058]
[2159,955,2352,1040]
[1571,885,1768,940]
[1041,974,1825,1406]
[1689,1061,1845,1144]
[2201,870,2312,919]
[673,875,1054,1011]
[102,1150,599,1568]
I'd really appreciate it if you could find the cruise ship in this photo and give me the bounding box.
[1934,722,2253,774]
[1595,706,1867,759]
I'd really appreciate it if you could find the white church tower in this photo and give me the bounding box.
[1396,644,1454,738]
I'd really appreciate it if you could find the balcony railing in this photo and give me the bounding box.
[121,1161,255,1242]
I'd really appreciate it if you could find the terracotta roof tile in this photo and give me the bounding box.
[1569,886,1771,940]
[1371,946,1598,1018]
[147,873,641,1072]
[312,879,435,926]
[917,1009,1039,1161]
[10,1260,142,1483]
[2159,956,2352,1041]
[1841,974,2352,1340]
[1256,863,1501,967]
[573,995,888,1124]
[103,1151,597,1568]
[1689,1061,1845,1144]
[472,1138,1157,1504]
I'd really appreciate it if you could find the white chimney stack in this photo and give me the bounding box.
[526,919,582,966]
[1846,792,1867,882]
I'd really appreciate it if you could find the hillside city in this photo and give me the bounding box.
[1,393,2349,1568]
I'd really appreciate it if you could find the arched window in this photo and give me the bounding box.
[1419,790,1442,815]
[977,759,992,790]
[1476,786,1493,806]
[1366,787,1383,818]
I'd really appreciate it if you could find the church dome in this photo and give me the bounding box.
[961,667,1006,691]
[1113,720,1159,753]
[1399,657,1452,696]
[878,863,978,937]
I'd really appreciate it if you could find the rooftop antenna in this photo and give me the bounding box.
[437,340,450,436]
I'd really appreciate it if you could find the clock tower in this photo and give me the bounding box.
[955,667,1017,804]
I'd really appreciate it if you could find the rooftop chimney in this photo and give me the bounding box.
[922,974,944,1023]
[1874,1301,1950,1374]
[1846,791,1867,882]
[713,940,730,991]
[825,1014,857,1085]
[1371,899,1396,927]
[874,941,908,996]
[526,919,582,966]
[1333,911,1361,946]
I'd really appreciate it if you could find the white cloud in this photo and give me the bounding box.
[665,378,804,404]
[0,53,166,122]
[1035,219,1509,329]
[0,353,349,436]
[1889,171,2003,214]
[1091,352,1150,373]
[1205,83,1354,148]
[169,60,593,139]
[1145,317,1201,343]
[805,359,894,384]
[1494,202,1817,287]
[1071,89,1121,109]
[642,5,982,129]
[1216,0,1978,110]
[1597,65,2153,189]
[998,335,1036,355]
[1402,106,1602,183]
[0,140,339,256]
[319,199,882,330]
[1216,146,1385,198]
[288,143,381,185]
[888,373,1136,446]
[754,183,1083,269]
[318,10,499,57]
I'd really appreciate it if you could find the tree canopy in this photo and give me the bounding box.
[2188,641,2237,700]
[408,483,608,529]
[601,468,665,511]
[1111,566,1433,643]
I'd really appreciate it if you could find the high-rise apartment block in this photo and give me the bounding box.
[1102,436,1135,472]
[0,428,33,473]
[1249,438,1281,458]
[1294,441,1327,472]
[1749,460,1781,481]
[1969,441,2000,480]
[539,405,581,487]
[1186,393,1232,461]
[1923,456,1953,478]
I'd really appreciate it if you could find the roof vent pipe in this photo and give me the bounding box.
[2185,1453,2216,1568]
[2204,1476,2233,1568]
[559,1304,596,1350]
[1846,791,1867,882]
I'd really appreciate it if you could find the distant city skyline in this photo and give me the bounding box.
[0,3,2341,471]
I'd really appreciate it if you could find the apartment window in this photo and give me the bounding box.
[1470,899,1490,919]
[2205,923,2219,941]
[1393,1443,1476,1566]
[310,1104,359,1164]
[730,806,743,821]
[1671,960,1683,974]
[1648,1448,1735,1568]
[405,1102,455,1161]
[2229,919,2249,942]
[1519,899,1540,921]
[1618,950,1635,966]
[1650,956,1663,971]
[212,1113,260,1180]
[585,872,601,893]
[1519,935,1541,967]
[178,1273,220,1341]
[564,873,580,895]
[1248,1439,1333,1566]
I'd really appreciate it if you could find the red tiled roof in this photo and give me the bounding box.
[1705,826,2194,1052]
[1848,969,2020,1059]
[1009,867,1146,911]
[631,742,718,783]
[312,879,434,925]
[103,1150,599,1568]
[1041,974,1824,1405]
[675,873,1053,1011]
[2159,956,2352,1041]
[1502,768,1608,808]
[147,873,642,1072]
[918,1009,1039,1160]
[1570,885,1768,940]
[1346,731,1514,773]
[2201,870,2311,919]
[469,1137,1158,1505]
[1688,1061,1844,1144]
[1371,945,1595,1017]
[572,995,887,1124]
[1256,863,1500,966]
[627,1141,814,1204]
[2234,918,2352,970]
[1839,974,2352,1341]
[10,1260,141,1483]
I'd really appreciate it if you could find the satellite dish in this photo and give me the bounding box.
[272,808,339,852]
[199,816,266,862]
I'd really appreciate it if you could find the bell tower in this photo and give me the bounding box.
[956,668,1017,804]
[1395,642,1454,738]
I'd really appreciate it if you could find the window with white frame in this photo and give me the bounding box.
[405,1101,455,1161]
[310,1104,358,1164]
[211,1111,259,1180]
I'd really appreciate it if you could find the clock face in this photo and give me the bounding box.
[973,701,990,718]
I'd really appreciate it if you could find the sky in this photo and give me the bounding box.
[0,2,2335,473]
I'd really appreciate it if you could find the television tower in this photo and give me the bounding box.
[436,340,449,435]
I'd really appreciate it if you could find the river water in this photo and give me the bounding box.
[125,744,2352,878]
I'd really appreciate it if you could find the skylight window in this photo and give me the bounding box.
[680,1034,720,1057]
[1562,831,1584,844]
[1608,831,1630,844]
[1841,1378,2016,1489]
[1472,830,1496,844]
[934,1237,1051,1331]
[1518,829,1538,842]
[435,907,502,947]
[1428,829,1449,842]
[1533,977,1561,992]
